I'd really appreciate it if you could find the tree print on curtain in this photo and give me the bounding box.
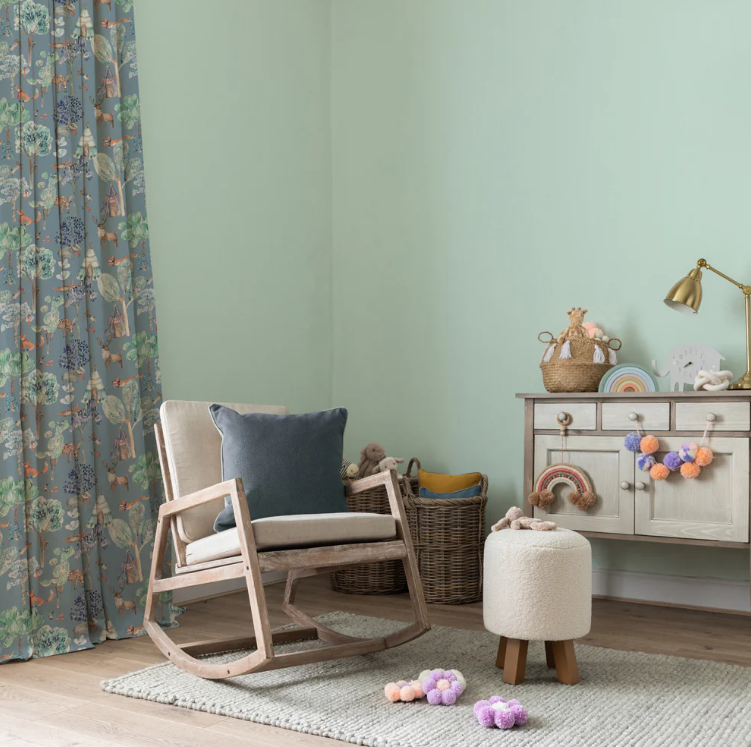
[0,0,179,663]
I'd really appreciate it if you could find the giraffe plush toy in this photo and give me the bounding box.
[556,307,589,343]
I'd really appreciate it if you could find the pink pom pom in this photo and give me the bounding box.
[495,708,516,729]
[400,685,415,702]
[384,683,401,702]
[510,704,528,725]
[476,705,495,727]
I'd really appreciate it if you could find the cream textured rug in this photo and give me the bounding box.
[102,612,751,747]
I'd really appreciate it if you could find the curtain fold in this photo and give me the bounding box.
[0,0,178,662]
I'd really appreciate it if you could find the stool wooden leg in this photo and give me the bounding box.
[551,640,579,685]
[495,636,507,669]
[544,640,556,669]
[502,638,528,685]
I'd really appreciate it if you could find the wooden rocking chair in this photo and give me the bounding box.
[144,401,430,679]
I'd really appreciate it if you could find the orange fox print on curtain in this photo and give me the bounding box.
[0,0,178,662]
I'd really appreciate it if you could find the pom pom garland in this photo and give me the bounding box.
[679,443,699,463]
[637,453,656,472]
[663,452,683,472]
[650,463,670,481]
[624,432,715,482]
[474,697,528,730]
[624,432,642,452]
[680,462,701,479]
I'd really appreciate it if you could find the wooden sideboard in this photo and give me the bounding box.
[517,392,751,607]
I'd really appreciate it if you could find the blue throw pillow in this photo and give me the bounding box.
[419,483,482,499]
[210,405,349,532]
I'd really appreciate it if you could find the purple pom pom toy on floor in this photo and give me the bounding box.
[474,697,528,729]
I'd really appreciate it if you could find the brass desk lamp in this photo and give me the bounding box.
[664,259,751,389]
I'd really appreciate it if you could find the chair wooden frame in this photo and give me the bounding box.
[144,424,431,679]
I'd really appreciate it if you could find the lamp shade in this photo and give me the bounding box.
[664,268,702,315]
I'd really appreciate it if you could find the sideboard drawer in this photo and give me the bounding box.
[675,402,750,432]
[601,402,670,431]
[534,403,596,430]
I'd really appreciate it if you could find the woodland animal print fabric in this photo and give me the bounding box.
[0,0,178,663]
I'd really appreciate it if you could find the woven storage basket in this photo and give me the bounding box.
[539,331,621,393]
[330,476,417,595]
[402,459,488,604]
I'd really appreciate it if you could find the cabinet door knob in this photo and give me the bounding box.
[635,481,646,491]
[628,412,639,422]
[620,481,631,490]
[557,411,572,425]
[706,412,716,422]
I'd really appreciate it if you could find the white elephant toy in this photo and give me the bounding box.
[652,344,725,392]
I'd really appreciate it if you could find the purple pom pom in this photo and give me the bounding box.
[452,683,463,697]
[624,432,642,452]
[476,705,495,727]
[494,708,516,730]
[637,453,656,471]
[427,690,443,705]
[422,677,436,693]
[444,671,456,682]
[663,451,682,471]
[510,704,528,725]
[442,690,457,705]
[488,695,506,705]
[429,669,443,680]
[474,700,490,718]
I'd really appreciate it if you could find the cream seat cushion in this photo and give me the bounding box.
[185,512,397,566]
[160,400,289,543]
[483,527,591,641]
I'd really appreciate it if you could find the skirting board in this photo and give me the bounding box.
[173,572,286,605]
[592,568,750,613]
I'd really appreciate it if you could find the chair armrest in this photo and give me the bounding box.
[158,478,240,519]
[345,470,392,496]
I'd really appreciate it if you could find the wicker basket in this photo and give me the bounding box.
[539,331,621,393]
[330,476,417,595]
[402,459,488,604]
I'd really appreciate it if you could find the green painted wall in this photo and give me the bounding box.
[331,0,751,580]
[137,1,333,413]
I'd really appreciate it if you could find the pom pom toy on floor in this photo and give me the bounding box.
[420,669,465,706]
[384,680,425,702]
[474,697,528,729]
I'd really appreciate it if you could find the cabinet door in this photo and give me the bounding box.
[533,435,635,534]
[635,437,749,542]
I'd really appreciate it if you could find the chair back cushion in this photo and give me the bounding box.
[210,405,349,532]
[160,400,288,543]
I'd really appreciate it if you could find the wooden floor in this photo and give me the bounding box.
[1,576,750,747]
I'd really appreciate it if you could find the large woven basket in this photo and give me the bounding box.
[330,476,417,595]
[402,459,488,605]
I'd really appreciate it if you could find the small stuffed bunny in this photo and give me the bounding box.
[491,506,556,532]
[377,456,404,473]
[358,443,387,477]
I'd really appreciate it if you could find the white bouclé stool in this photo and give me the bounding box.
[483,527,591,685]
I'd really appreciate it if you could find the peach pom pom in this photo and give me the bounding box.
[681,462,701,479]
[640,435,660,455]
[385,683,402,702]
[695,447,714,467]
[650,463,670,481]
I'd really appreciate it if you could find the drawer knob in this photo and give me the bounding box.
[635,481,646,491]
[557,411,572,426]
[620,481,631,490]
[628,412,639,422]
[706,412,716,422]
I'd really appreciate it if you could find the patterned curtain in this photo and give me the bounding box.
[0,0,178,662]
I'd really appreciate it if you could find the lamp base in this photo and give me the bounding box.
[729,371,751,390]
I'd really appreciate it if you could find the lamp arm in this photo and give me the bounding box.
[698,258,751,295]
